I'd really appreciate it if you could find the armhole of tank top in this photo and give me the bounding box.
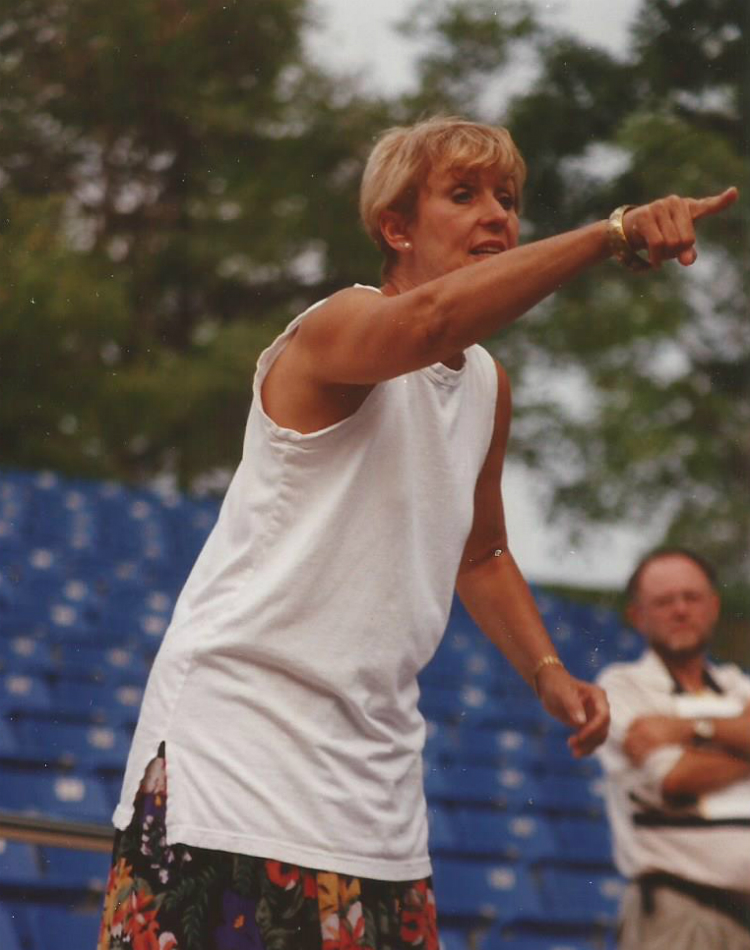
[251,290,386,445]
[253,286,381,401]
[473,345,500,458]
[253,303,321,400]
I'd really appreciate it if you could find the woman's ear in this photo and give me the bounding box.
[379,210,412,253]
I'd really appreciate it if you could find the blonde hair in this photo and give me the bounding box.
[360,116,527,275]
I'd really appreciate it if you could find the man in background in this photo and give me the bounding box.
[596,548,750,948]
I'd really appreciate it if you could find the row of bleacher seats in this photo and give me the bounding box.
[0,468,639,948]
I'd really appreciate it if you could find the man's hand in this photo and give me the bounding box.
[623,715,693,766]
[536,665,610,758]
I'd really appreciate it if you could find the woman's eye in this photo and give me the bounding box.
[452,189,473,204]
[497,193,516,211]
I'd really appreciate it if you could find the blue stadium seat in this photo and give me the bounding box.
[0,906,24,950]
[56,643,149,683]
[428,804,459,854]
[439,927,471,950]
[451,726,539,770]
[103,774,126,811]
[0,770,112,824]
[0,673,53,714]
[0,569,15,613]
[537,868,625,927]
[532,775,606,818]
[52,678,144,725]
[47,596,100,641]
[1,464,629,950]
[423,718,457,766]
[433,858,541,922]
[420,685,543,732]
[0,719,19,757]
[23,902,102,950]
[482,927,593,950]
[0,636,56,676]
[421,631,497,690]
[419,684,467,723]
[425,764,540,810]
[536,731,603,777]
[456,810,557,863]
[21,545,66,584]
[15,718,132,770]
[0,838,42,886]
[39,846,110,892]
[551,817,614,867]
[612,627,642,662]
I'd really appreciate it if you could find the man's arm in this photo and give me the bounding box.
[623,702,750,802]
[624,704,750,764]
[661,748,750,803]
[455,362,609,757]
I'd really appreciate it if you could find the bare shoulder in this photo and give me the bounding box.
[262,286,381,432]
[294,285,384,345]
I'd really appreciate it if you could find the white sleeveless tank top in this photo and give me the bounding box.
[114,287,499,879]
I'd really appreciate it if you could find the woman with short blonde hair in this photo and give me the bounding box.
[101,114,737,950]
[360,116,527,273]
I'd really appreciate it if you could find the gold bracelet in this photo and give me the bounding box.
[531,654,564,696]
[607,205,652,272]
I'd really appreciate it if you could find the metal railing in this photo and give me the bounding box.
[0,810,114,853]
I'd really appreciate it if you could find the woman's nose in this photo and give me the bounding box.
[479,194,509,226]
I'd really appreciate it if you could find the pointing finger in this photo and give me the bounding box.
[688,187,739,222]
[673,198,697,267]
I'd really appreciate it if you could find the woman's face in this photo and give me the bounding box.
[396,164,521,285]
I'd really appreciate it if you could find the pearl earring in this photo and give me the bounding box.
[402,241,412,250]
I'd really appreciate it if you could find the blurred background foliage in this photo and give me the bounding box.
[0,0,746,648]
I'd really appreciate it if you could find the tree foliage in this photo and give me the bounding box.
[1,0,747,623]
[0,0,386,483]
[402,0,747,605]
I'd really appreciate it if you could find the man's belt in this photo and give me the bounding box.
[637,871,750,932]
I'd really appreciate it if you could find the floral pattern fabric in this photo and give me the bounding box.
[98,751,439,950]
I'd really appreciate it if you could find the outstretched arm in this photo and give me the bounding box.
[455,363,609,757]
[291,188,738,386]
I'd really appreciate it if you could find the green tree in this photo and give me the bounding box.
[2,0,747,643]
[402,0,747,616]
[0,0,386,484]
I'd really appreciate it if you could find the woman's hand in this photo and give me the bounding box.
[536,664,610,758]
[623,187,738,268]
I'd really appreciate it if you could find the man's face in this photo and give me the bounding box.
[628,554,719,663]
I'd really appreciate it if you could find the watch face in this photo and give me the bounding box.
[693,718,714,740]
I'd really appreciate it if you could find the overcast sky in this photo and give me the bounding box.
[305,0,654,590]
[306,0,642,94]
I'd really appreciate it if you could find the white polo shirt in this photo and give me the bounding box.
[596,649,750,892]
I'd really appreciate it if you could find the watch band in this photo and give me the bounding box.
[606,205,652,272]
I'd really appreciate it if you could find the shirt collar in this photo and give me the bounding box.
[643,648,724,695]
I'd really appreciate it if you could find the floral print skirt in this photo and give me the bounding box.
[97,747,440,950]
